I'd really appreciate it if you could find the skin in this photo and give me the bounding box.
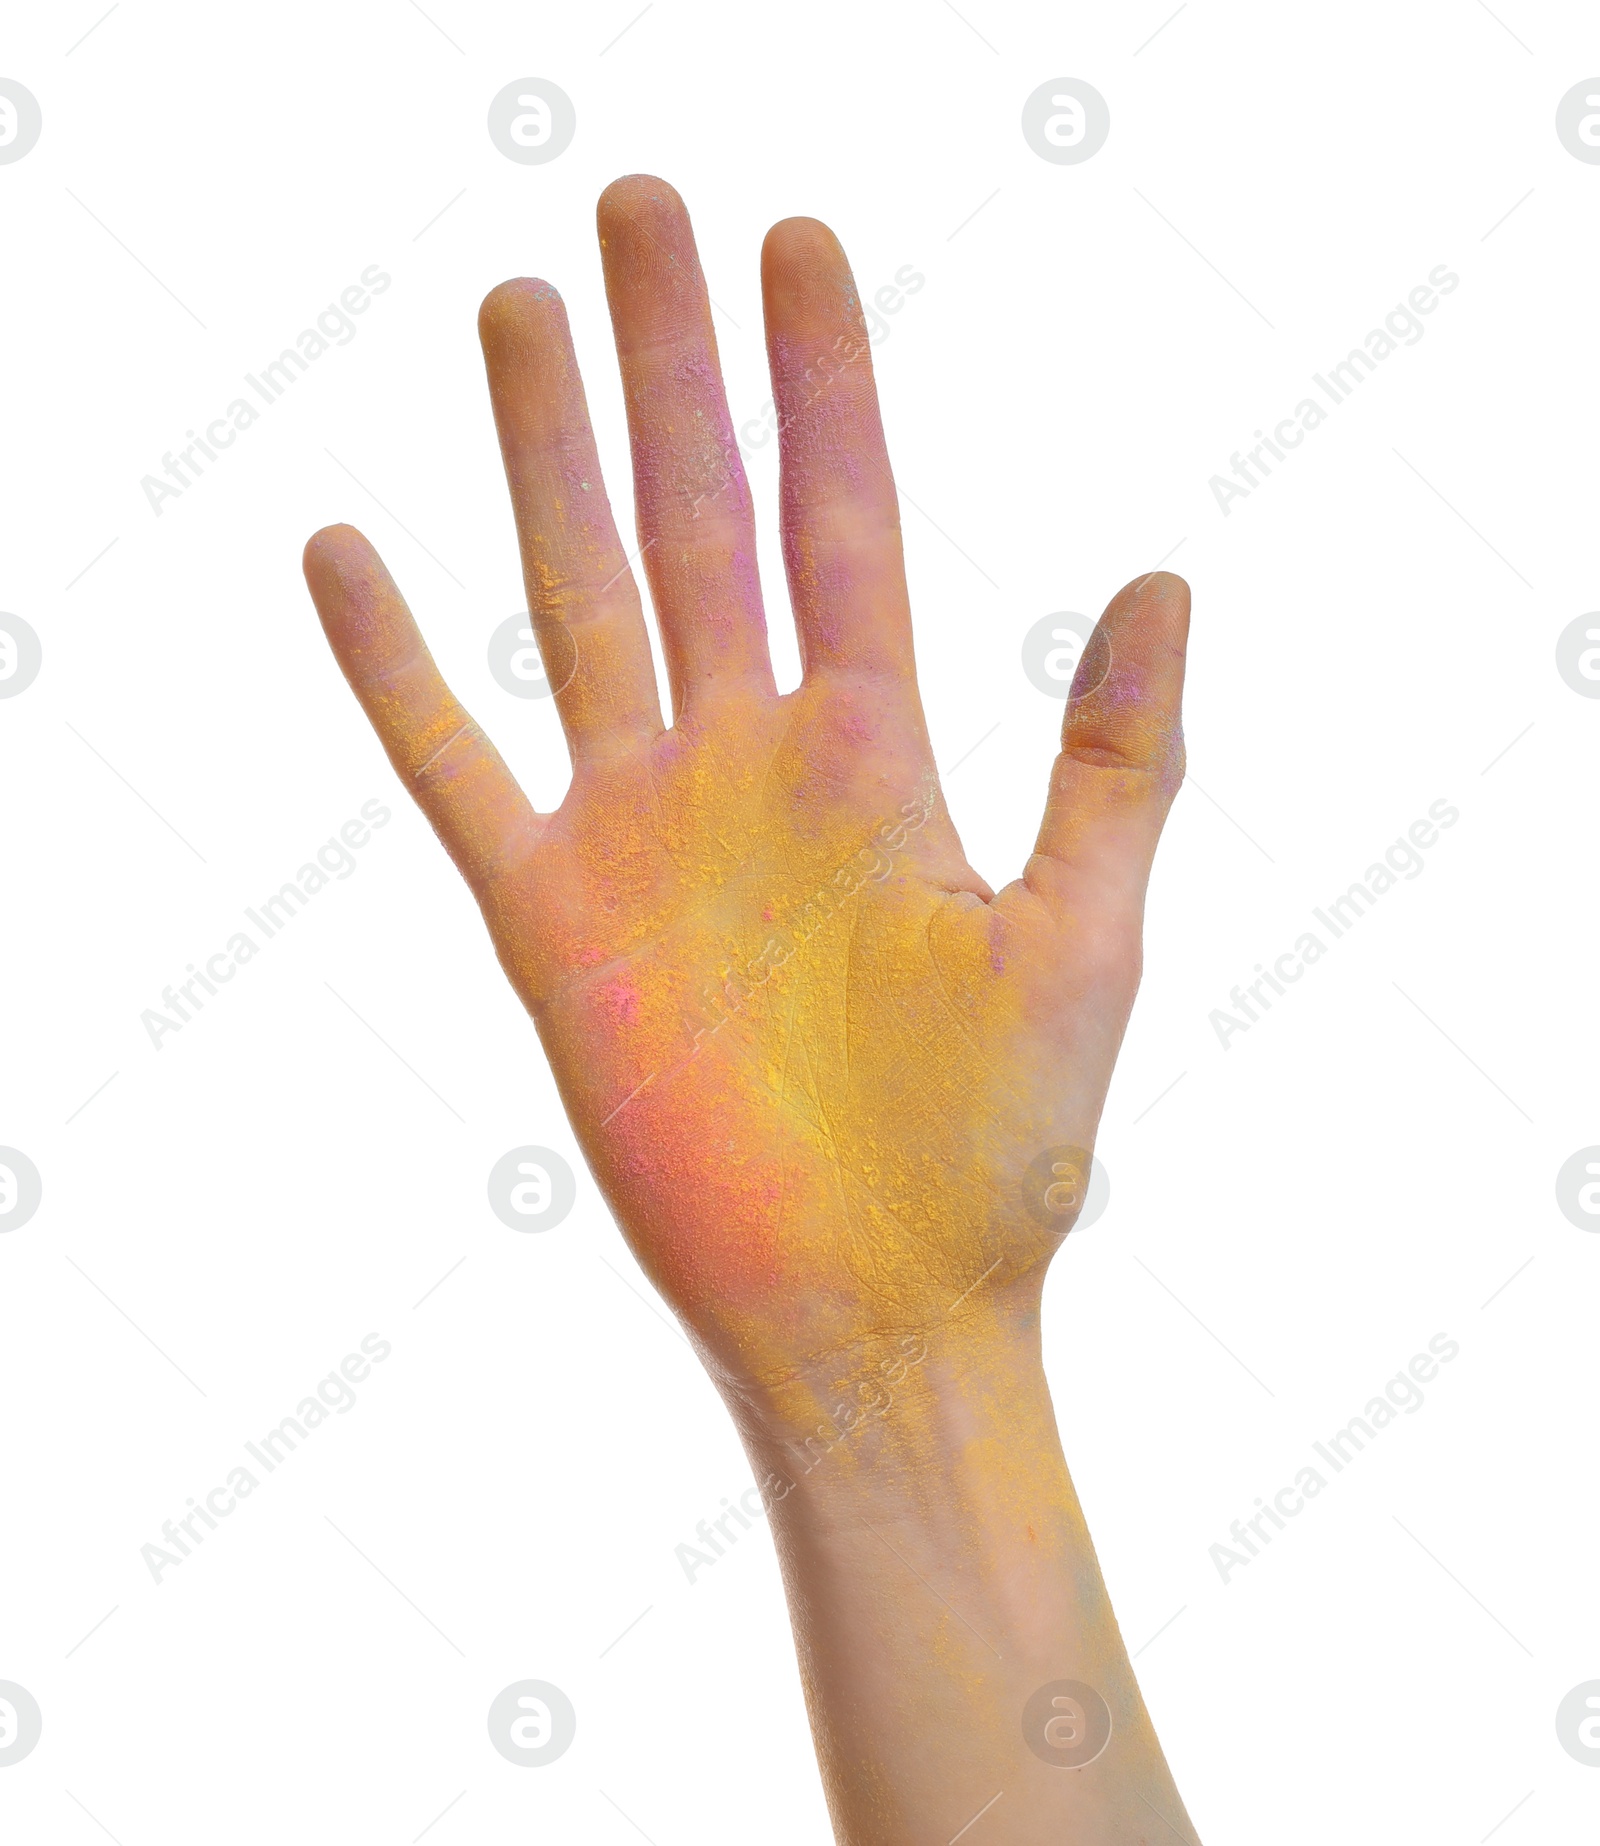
[303,175,1197,1845]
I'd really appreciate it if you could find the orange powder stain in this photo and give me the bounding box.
[512,653,1090,1408]
[595,977,641,1026]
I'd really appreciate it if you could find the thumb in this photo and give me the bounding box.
[1024,570,1189,933]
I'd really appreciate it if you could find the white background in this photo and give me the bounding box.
[1,2,1597,1841]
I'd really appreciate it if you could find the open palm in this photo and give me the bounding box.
[304,176,1189,1409]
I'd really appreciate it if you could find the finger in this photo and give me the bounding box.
[597,175,774,714]
[304,524,541,894]
[1026,572,1190,929]
[478,278,662,758]
[761,216,916,683]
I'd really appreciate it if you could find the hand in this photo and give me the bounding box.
[304,174,1196,1846]
[303,175,1187,1403]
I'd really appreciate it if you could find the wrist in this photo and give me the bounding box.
[720,1289,1066,1529]
[706,1286,1198,1846]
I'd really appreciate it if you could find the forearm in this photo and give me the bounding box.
[722,1300,1197,1846]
